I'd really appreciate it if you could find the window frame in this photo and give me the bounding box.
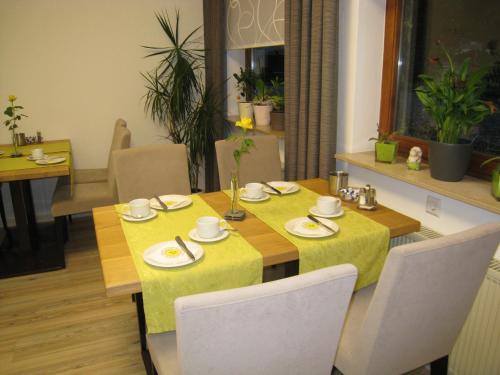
[379,0,495,179]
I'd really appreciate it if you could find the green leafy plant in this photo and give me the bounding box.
[142,11,218,190]
[481,156,500,170]
[253,79,272,105]
[368,123,396,144]
[3,95,27,155]
[270,76,284,111]
[228,117,255,168]
[233,67,257,102]
[415,46,496,144]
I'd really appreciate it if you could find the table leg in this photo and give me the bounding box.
[133,293,156,375]
[284,259,299,277]
[9,180,38,252]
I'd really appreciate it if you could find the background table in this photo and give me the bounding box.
[0,140,71,278]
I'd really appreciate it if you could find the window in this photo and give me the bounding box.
[380,0,500,179]
[250,46,284,85]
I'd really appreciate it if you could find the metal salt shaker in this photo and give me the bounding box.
[329,171,349,195]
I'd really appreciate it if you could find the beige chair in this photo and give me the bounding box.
[334,222,500,375]
[215,135,282,189]
[147,264,357,375]
[112,143,191,203]
[51,119,131,218]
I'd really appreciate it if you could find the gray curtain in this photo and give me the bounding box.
[203,0,226,192]
[284,0,338,180]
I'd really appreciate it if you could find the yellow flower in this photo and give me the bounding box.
[235,117,253,130]
[8,95,17,102]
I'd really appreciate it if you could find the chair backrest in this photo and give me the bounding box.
[215,135,282,189]
[106,119,131,195]
[349,222,500,375]
[175,264,357,375]
[113,143,191,202]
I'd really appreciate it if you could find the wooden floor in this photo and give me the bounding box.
[0,217,146,375]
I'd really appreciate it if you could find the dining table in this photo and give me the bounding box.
[93,178,420,373]
[0,139,72,278]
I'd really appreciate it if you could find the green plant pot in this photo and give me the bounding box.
[492,168,500,201]
[375,142,398,163]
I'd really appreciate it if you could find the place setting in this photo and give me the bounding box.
[240,182,270,202]
[120,198,158,222]
[261,181,300,195]
[143,236,204,268]
[149,194,192,211]
[26,147,66,164]
[188,216,236,243]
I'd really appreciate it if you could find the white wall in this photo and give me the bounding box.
[337,0,500,257]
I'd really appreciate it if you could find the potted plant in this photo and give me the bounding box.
[415,46,496,181]
[2,95,27,157]
[142,11,219,191]
[252,79,273,130]
[270,77,284,131]
[369,125,399,163]
[233,67,257,120]
[481,157,500,200]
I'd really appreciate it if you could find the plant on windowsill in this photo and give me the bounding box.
[233,67,257,121]
[252,79,273,131]
[270,76,284,131]
[481,157,500,200]
[2,95,28,158]
[369,124,398,163]
[415,45,496,182]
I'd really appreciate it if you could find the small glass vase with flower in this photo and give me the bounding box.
[3,95,28,157]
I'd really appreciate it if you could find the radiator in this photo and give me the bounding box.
[391,228,500,375]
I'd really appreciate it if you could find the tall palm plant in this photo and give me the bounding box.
[142,11,216,190]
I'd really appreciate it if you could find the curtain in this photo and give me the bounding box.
[284,0,338,180]
[203,0,226,192]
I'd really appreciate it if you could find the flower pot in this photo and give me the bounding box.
[375,141,398,163]
[428,141,472,182]
[238,102,254,120]
[270,111,284,131]
[492,167,500,200]
[253,103,273,131]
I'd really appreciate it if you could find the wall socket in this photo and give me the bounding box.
[426,195,441,217]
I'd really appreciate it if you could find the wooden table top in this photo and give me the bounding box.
[93,178,420,297]
[0,139,71,182]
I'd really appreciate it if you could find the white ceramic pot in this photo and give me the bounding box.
[238,102,254,120]
[253,104,273,130]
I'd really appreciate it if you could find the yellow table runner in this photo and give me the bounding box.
[117,195,263,333]
[234,186,390,289]
[0,141,72,172]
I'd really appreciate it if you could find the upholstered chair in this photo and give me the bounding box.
[147,264,358,375]
[334,222,500,375]
[112,143,191,203]
[215,135,282,189]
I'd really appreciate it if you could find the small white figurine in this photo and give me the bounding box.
[407,146,422,170]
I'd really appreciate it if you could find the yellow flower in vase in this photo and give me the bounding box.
[8,95,17,102]
[235,117,254,130]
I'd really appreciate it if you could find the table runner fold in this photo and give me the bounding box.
[117,195,263,333]
[233,185,390,289]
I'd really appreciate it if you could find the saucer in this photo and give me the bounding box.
[309,206,344,218]
[121,209,158,222]
[35,157,66,165]
[26,154,47,161]
[239,189,270,202]
[188,228,229,243]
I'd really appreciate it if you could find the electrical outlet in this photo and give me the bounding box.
[426,195,441,217]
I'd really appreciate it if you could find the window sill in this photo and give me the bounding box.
[336,151,500,215]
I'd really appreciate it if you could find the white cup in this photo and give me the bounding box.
[245,183,264,198]
[317,196,341,215]
[196,216,222,239]
[31,148,44,160]
[128,198,151,218]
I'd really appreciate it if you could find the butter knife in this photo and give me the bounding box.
[307,214,336,234]
[154,195,169,211]
[175,236,196,261]
[261,181,282,195]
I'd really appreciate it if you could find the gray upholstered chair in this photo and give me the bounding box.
[51,119,131,218]
[112,143,191,203]
[215,135,282,189]
[334,222,500,375]
[147,264,358,375]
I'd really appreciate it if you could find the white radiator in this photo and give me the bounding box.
[391,228,500,375]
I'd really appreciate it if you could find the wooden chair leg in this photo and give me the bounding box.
[430,355,448,375]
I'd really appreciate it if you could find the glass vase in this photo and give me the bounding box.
[230,170,240,214]
[10,129,21,157]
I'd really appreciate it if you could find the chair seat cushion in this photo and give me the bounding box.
[51,181,115,217]
[146,331,180,375]
[335,284,376,372]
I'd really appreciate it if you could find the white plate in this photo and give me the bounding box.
[121,209,158,222]
[150,194,192,211]
[285,217,339,238]
[35,157,66,165]
[26,154,48,161]
[309,206,344,219]
[239,189,270,202]
[188,228,229,243]
[263,181,300,195]
[0,150,4,156]
[143,240,204,268]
